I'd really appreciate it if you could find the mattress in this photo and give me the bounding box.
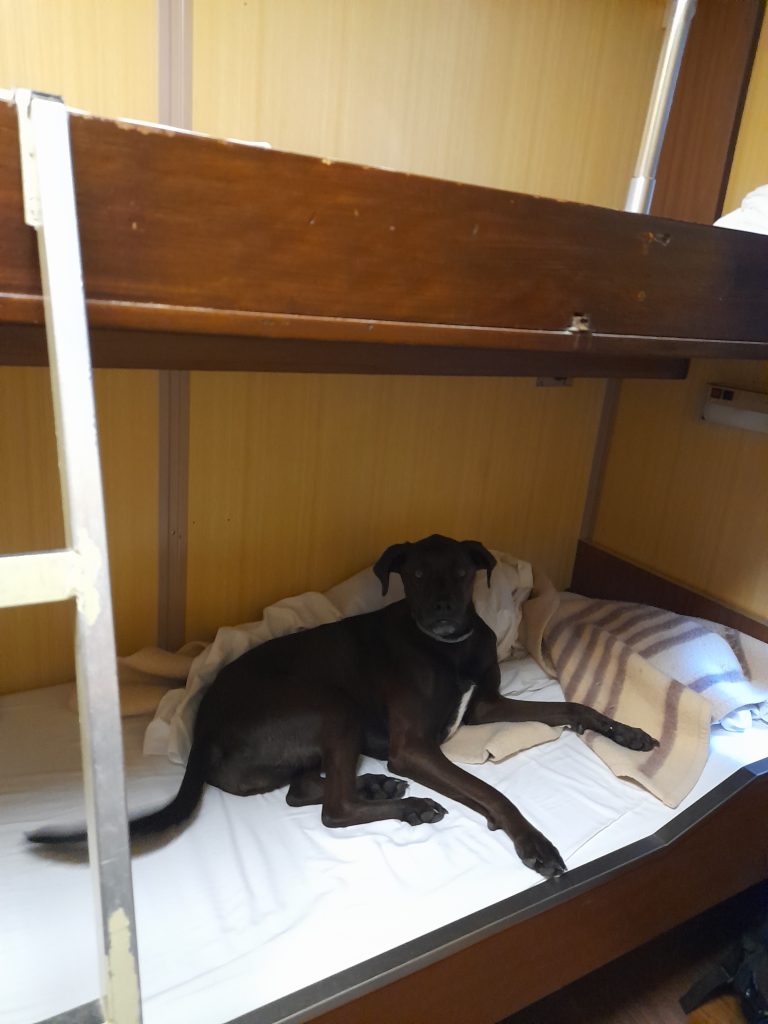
[2,658,768,1024]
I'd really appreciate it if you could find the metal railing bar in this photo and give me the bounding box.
[0,549,79,608]
[15,89,143,1024]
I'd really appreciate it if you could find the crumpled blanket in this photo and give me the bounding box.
[517,573,768,806]
[128,554,768,809]
[142,551,535,764]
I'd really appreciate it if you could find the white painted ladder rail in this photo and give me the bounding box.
[1,90,142,1024]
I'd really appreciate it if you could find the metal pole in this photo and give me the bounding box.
[582,1,697,544]
[15,89,142,1024]
[157,0,193,651]
[625,0,697,214]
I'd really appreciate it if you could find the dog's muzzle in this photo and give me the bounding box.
[432,619,461,638]
[417,619,474,644]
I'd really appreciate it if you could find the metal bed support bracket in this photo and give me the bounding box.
[2,89,143,1024]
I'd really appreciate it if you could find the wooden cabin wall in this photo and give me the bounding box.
[0,1,159,693]
[192,0,666,208]
[0,0,670,688]
[591,25,768,624]
[184,0,668,640]
[185,374,604,639]
[592,360,768,622]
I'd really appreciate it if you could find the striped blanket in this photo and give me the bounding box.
[519,574,768,807]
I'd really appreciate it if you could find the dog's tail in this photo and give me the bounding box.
[26,735,209,845]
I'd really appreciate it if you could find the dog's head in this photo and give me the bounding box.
[373,534,496,641]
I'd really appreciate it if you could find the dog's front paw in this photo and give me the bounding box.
[514,828,566,878]
[606,722,659,751]
[574,709,659,751]
[401,797,447,826]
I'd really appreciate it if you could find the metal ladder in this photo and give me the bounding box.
[0,91,142,1024]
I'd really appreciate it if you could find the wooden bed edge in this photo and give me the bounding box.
[0,322,691,379]
[571,540,768,645]
[4,99,768,360]
[2,294,768,363]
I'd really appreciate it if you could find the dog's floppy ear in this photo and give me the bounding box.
[461,540,496,588]
[373,542,410,596]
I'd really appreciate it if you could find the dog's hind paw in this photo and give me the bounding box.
[401,797,447,826]
[515,829,567,878]
[358,773,408,800]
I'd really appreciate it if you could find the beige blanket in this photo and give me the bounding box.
[523,574,767,806]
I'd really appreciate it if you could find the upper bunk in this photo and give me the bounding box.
[1,95,767,380]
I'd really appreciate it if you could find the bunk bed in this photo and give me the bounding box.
[2,93,768,1024]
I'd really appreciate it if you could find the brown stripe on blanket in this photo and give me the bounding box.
[550,603,645,674]
[550,620,593,681]
[557,624,611,704]
[618,610,686,648]
[546,599,612,648]
[571,631,622,708]
[586,602,649,633]
[549,606,668,709]
[565,628,615,704]
[580,677,683,781]
[596,642,634,718]
[689,668,745,693]
[638,624,712,659]
[640,680,685,778]
[598,604,668,638]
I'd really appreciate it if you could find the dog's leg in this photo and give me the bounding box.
[286,769,408,807]
[467,662,657,751]
[286,769,326,806]
[388,739,566,877]
[467,693,658,751]
[319,713,446,828]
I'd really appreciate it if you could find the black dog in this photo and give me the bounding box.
[29,534,657,877]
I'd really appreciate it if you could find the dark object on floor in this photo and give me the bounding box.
[681,920,768,1022]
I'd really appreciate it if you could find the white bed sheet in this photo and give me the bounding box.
[2,658,767,1024]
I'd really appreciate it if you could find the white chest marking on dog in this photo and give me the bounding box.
[445,684,476,741]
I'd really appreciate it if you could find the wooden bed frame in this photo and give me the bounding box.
[2,98,768,1024]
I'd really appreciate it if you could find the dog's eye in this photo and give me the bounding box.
[414,569,423,579]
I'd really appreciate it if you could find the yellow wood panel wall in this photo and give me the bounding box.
[0,2,159,693]
[0,2,670,683]
[0,0,157,120]
[185,374,604,640]
[723,14,768,215]
[193,0,665,208]
[593,360,768,621]
[0,369,159,693]
[185,1,667,639]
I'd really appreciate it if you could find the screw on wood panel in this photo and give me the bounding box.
[568,313,592,334]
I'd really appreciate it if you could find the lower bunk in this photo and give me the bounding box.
[2,551,768,1024]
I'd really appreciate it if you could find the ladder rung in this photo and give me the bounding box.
[0,549,80,609]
